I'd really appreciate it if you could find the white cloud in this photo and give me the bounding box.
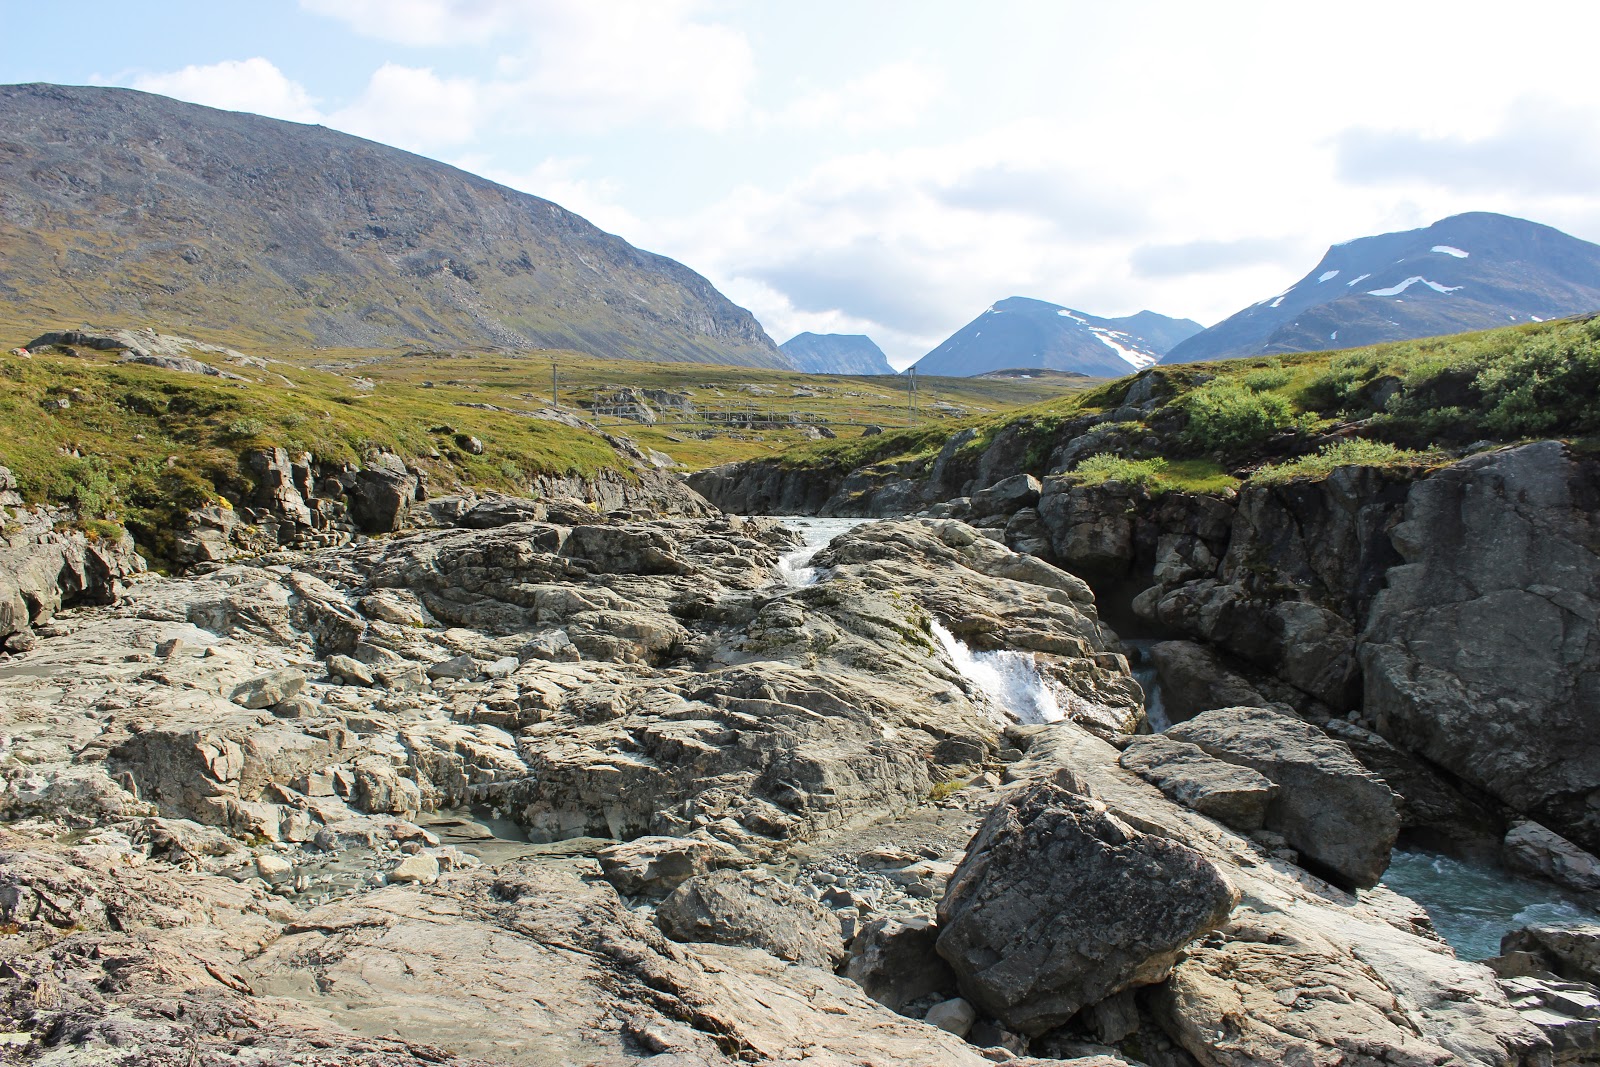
[302,0,755,132]
[130,57,322,123]
[778,61,942,135]
[330,64,484,152]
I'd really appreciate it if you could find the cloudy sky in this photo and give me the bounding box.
[7,0,1600,366]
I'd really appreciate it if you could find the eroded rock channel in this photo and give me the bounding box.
[1,477,1596,1064]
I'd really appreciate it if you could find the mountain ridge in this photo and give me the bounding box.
[0,82,789,367]
[912,297,1201,378]
[1165,212,1600,363]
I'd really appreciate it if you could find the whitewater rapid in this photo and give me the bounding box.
[931,620,1064,726]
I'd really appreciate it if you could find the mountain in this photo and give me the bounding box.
[1165,212,1600,363]
[780,332,897,375]
[0,83,787,367]
[910,297,1202,378]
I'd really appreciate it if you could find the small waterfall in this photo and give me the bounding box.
[931,620,1064,726]
[768,516,871,588]
[1124,638,1173,732]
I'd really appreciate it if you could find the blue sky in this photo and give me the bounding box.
[5,0,1600,366]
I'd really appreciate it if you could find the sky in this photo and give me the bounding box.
[5,0,1600,368]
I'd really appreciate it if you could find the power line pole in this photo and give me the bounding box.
[908,367,918,426]
[551,353,559,408]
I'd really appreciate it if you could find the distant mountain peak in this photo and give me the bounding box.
[1166,212,1600,363]
[911,297,1200,378]
[780,332,896,375]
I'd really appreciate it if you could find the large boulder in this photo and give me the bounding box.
[1118,735,1278,832]
[1362,442,1600,854]
[655,868,846,970]
[1165,705,1400,889]
[934,780,1237,1036]
[1500,925,1600,986]
[1149,640,1268,723]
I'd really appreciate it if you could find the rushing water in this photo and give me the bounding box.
[1122,637,1173,732]
[931,620,1064,726]
[767,516,873,586]
[1380,849,1600,960]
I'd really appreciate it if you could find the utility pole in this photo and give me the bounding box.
[908,367,918,426]
[551,353,558,408]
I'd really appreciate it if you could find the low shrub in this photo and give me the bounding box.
[1180,380,1296,451]
[1251,439,1436,485]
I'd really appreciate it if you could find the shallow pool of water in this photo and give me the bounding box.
[1379,849,1599,959]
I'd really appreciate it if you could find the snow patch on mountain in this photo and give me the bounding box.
[1432,245,1470,258]
[1090,328,1161,369]
[1319,270,1340,282]
[1367,276,1463,297]
[1346,273,1371,287]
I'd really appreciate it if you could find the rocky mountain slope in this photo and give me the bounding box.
[913,298,1202,378]
[781,332,898,375]
[1166,212,1600,363]
[0,83,787,367]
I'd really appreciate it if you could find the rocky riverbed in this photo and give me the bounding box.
[3,477,1599,1064]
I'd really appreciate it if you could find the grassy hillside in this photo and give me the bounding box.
[0,324,1087,553]
[773,314,1600,494]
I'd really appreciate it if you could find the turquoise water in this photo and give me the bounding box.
[1379,849,1599,959]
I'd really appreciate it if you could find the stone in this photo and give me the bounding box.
[229,667,307,709]
[1154,910,1471,1067]
[925,997,978,1037]
[596,836,749,897]
[1166,705,1400,889]
[1362,442,1600,854]
[1118,735,1278,832]
[1502,925,1600,985]
[387,851,440,885]
[426,653,477,681]
[1148,640,1266,723]
[845,915,959,1012]
[1503,821,1600,895]
[935,781,1238,1036]
[519,628,580,662]
[325,653,376,686]
[1498,974,1600,1066]
[970,474,1042,518]
[255,853,294,884]
[656,868,846,970]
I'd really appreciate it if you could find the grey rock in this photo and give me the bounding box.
[229,668,306,709]
[935,780,1237,1036]
[1504,820,1600,895]
[426,654,477,681]
[326,653,376,687]
[1148,640,1267,724]
[1166,705,1399,889]
[656,868,846,970]
[1501,925,1600,985]
[925,997,977,1037]
[845,915,959,1012]
[971,474,1041,518]
[1362,442,1600,854]
[596,836,748,897]
[1118,735,1278,832]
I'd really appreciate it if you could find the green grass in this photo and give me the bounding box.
[1250,440,1441,485]
[1066,454,1240,494]
[776,314,1600,497]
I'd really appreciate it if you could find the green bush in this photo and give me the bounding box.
[1181,380,1296,451]
[1240,362,1293,392]
[1251,439,1435,485]
[1070,453,1168,488]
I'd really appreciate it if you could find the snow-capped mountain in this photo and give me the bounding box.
[1164,212,1600,363]
[780,332,897,375]
[911,297,1202,378]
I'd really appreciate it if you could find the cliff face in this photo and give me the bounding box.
[0,83,789,367]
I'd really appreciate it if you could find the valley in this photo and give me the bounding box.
[4,67,1600,1067]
